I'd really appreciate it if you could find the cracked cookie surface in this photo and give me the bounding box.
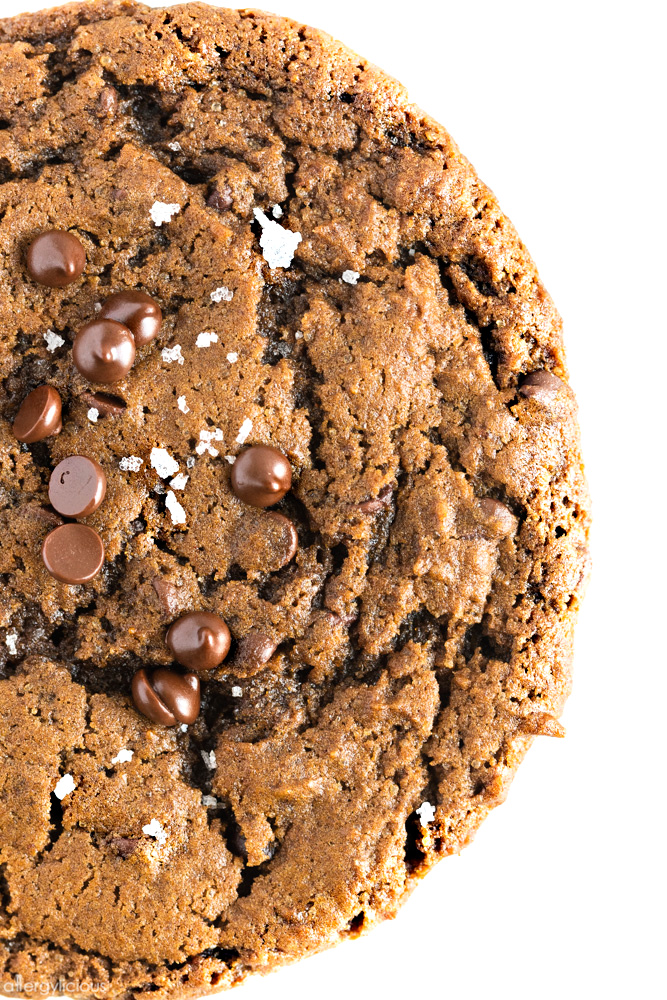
[0,2,590,997]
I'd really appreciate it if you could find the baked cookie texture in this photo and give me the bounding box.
[0,2,590,996]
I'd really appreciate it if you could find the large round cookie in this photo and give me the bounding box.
[0,2,591,996]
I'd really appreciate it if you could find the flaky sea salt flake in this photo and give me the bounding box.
[177,395,190,413]
[119,455,143,472]
[210,286,234,303]
[87,407,99,423]
[235,418,253,445]
[142,818,167,845]
[54,774,76,800]
[224,455,236,465]
[416,801,436,826]
[151,447,179,479]
[201,749,217,770]
[202,795,218,808]
[44,329,65,352]
[111,748,134,765]
[150,201,181,227]
[165,490,186,525]
[341,270,360,284]
[253,207,302,269]
[196,331,219,348]
[5,631,19,656]
[272,204,283,218]
[231,686,243,698]
[226,351,238,363]
[170,473,189,490]
[162,344,184,365]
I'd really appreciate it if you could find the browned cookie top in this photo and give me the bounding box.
[0,3,590,997]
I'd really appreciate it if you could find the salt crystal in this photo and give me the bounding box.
[165,490,186,525]
[231,686,243,698]
[272,204,283,218]
[341,270,360,284]
[201,749,217,770]
[294,331,303,340]
[202,795,218,808]
[87,407,99,423]
[162,344,184,365]
[210,286,234,303]
[44,329,65,352]
[253,207,302,269]
[150,447,179,479]
[142,818,167,845]
[235,418,252,444]
[5,631,19,656]
[169,473,189,490]
[416,801,436,826]
[186,456,196,469]
[119,455,143,472]
[180,724,188,732]
[150,201,181,227]
[54,774,76,800]
[177,395,190,414]
[224,455,236,464]
[196,331,218,348]
[167,140,182,152]
[226,351,238,363]
[111,748,133,765]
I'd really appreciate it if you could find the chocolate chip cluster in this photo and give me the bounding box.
[12,228,296,727]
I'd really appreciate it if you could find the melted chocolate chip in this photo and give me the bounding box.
[12,385,62,443]
[48,456,107,518]
[131,667,200,726]
[519,370,565,403]
[231,445,292,507]
[357,485,393,514]
[42,523,105,584]
[263,512,298,567]
[166,611,231,671]
[72,319,136,383]
[99,290,163,347]
[206,186,233,212]
[152,577,186,618]
[234,631,278,675]
[80,391,127,417]
[478,498,516,536]
[108,836,140,859]
[26,230,86,288]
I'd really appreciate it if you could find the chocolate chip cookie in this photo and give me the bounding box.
[0,2,591,996]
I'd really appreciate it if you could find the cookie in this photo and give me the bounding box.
[0,2,591,996]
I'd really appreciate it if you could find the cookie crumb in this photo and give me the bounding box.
[54,774,76,800]
[162,344,184,365]
[165,490,186,525]
[253,207,302,269]
[119,455,143,472]
[150,448,179,479]
[177,395,190,413]
[235,418,253,444]
[210,285,234,303]
[142,818,167,845]
[111,748,134,765]
[44,330,65,352]
[87,407,99,423]
[341,269,359,284]
[196,331,219,347]
[150,201,181,227]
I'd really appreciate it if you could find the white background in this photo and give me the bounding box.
[2,0,665,997]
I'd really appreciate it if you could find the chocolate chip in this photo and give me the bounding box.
[108,836,139,858]
[357,485,393,514]
[519,370,565,403]
[478,498,516,536]
[23,504,64,528]
[206,186,233,212]
[166,611,231,671]
[80,390,127,417]
[263,512,298,567]
[231,445,292,507]
[42,523,105,584]
[99,290,163,348]
[72,319,136,383]
[234,631,277,674]
[97,86,118,116]
[26,230,86,288]
[12,385,62,443]
[131,667,200,726]
[48,455,107,518]
[152,577,185,618]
